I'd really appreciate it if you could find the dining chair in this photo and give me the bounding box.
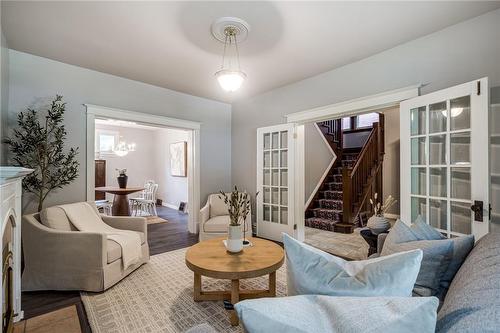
[129,181,154,215]
[130,181,159,216]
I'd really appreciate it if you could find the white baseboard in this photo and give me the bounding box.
[162,202,179,210]
[383,213,400,220]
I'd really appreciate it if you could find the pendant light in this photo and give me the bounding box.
[113,138,136,157]
[212,17,250,92]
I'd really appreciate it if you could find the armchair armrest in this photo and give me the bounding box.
[200,202,210,225]
[101,215,147,235]
[377,232,388,255]
[22,214,107,269]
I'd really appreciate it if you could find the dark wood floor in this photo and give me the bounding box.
[21,206,197,332]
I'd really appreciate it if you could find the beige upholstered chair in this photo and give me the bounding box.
[21,202,149,292]
[199,194,251,241]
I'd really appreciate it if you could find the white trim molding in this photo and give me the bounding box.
[85,104,201,234]
[85,104,201,130]
[286,85,421,124]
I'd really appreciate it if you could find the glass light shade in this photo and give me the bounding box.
[114,150,129,157]
[113,141,136,157]
[215,70,246,92]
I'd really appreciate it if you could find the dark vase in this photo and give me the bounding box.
[117,174,128,188]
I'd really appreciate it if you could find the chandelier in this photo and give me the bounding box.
[113,138,136,157]
[212,17,250,92]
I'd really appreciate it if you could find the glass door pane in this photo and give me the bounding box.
[407,92,476,236]
[257,124,295,242]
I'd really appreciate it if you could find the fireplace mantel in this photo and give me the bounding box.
[1,166,33,328]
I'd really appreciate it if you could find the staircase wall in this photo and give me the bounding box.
[304,122,335,203]
[381,107,401,215]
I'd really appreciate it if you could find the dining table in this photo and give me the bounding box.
[94,186,144,216]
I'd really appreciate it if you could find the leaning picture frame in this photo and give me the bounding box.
[170,141,187,177]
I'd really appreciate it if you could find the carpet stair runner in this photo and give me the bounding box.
[306,152,359,232]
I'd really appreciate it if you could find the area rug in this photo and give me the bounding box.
[145,216,168,224]
[304,227,369,260]
[81,248,287,333]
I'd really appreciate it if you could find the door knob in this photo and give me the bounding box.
[470,200,483,222]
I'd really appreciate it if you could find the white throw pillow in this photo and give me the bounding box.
[235,295,439,333]
[208,194,230,217]
[283,233,423,297]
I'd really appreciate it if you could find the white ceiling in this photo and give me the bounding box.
[3,1,500,103]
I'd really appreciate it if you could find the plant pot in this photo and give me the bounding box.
[367,215,391,235]
[226,225,243,253]
[117,175,128,189]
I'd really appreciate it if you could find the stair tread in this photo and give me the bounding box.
[306,217,340,224]
[312,207,342,212]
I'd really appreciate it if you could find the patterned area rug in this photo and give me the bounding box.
[145,216,168,224]
[81,248,287,333]
[304,227,369,260]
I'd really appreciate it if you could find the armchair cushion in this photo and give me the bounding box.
[208,194,229,218]
[203,216,231,233]
[40,206,77,231]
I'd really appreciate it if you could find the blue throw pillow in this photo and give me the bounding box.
[382,219,474,298]
[283,233,422,297]
[411,216,445,240]
[236,295,439,333]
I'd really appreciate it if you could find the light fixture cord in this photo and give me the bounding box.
[220,33,228,70]
[234,32,242,71]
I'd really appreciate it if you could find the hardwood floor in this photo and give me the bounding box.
[21,206,197,332]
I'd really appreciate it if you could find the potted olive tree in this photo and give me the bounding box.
[4,95,79,211]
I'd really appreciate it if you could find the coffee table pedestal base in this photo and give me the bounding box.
[193,272,277,326]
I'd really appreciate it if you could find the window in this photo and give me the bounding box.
[357,113,379,128]
[342,117,351,130]
[95,130,118,154]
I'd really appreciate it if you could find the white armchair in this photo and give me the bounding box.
[199,193,252,241]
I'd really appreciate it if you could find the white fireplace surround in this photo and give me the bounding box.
[0,167,33,327]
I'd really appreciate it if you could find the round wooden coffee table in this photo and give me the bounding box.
[185,237,284,326]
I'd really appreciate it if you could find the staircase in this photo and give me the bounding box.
[305,115,385,233]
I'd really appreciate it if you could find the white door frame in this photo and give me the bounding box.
[85,104,201,234]
[285,85,421,236]
[400,78,490,239]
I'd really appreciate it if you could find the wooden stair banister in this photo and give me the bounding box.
[306,114,384,233]
[342,121,384,224]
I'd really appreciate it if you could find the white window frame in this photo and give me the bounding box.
[95,129,119,157]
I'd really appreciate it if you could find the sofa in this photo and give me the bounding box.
[234,231,500,332]
[374,232,500,331]
[199,193,251,241]
[22,202,150,292]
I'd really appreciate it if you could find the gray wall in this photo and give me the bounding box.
[304,122,332,203]
[154,128,189,208]
[232,9,500,213]
[381,107,400,215]
[7,50,231,212]
[0,28,8,165]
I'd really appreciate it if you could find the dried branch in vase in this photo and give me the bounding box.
[369,193,397,216]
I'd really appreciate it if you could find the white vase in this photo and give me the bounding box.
[367,215,391,235]
[226,225,243,253]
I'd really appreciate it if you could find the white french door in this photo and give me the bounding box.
[256,123,303,242]
[400,78,489,240]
